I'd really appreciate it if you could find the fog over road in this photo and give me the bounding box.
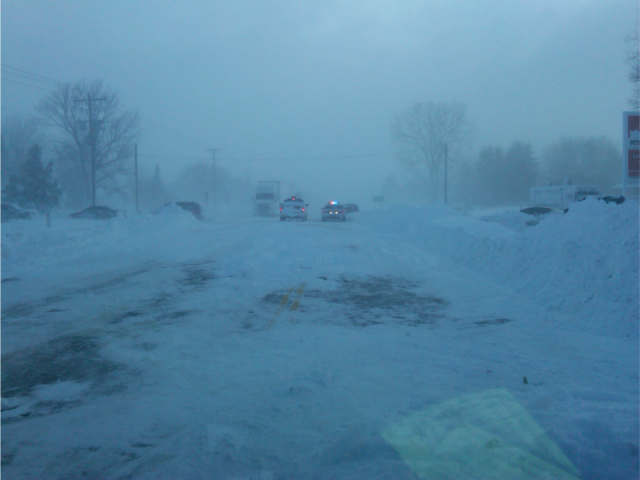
[2,211,637,479]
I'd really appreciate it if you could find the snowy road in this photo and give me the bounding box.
[2,210,638,479]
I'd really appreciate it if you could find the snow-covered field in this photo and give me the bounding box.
[2,199,638,479]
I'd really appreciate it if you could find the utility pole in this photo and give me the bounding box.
[444,143,448,205]
[75,94,106,206]
[134,144,139,213]
[206,148,221,210]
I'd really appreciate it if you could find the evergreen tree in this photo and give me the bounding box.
[474,145,505,205]
[150,165,167,198]
[2,144,62,211]
[139,164,171,209]
[503,142,538,203]
[543,136,622,190]
[473,142,538,206]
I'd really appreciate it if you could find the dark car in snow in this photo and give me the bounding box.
[176,201,204,220]
[69,206,118,220]
[344,203,360,213]
[155,202,204,220]
[595,195,625,205]
[520,206,558,216]
[1,203,35,221]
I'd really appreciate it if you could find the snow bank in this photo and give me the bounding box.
[3,199,637,338]
[1,209,204,277]
[362,198,639,338]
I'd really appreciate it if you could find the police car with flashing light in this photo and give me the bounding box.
[279,197,308,221]
[321,201,346,222]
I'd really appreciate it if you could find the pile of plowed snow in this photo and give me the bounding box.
[3,198,637,337]
[361,197,639,338]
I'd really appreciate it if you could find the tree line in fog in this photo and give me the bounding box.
[0,79,633,212]
[386,100,623,207]
[2,30,637,211]
[1,80,253,212]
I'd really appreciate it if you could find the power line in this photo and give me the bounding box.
[117,97,208,148]
[139,151,404,162]
[2,69,63,88]
[141,128,212,150]
[1,64,66,86]
[135,115,209,149]
[1,107,45,119]
[2,77,53,92]
[2,64,210,151]
[139,154,210,161]
[1,65,406,165]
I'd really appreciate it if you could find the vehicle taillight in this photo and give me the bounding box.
[340,210,344,214]
[302,208,305,212]
[280,207,283,211]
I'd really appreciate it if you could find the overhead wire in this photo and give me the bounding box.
[2,63,209,150]
[139,151,403,163]
[2,64,405,164]
[132,114,210,149]
[140,128,212,150]
[3,70,61,86]
[1,107,46,119]
[2,64,65,86]
[2,77,53,92]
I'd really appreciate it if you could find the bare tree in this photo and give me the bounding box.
[37,80,140,206]
[391,100,472,202]
[626,31,639,110]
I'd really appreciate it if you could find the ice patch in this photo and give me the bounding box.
[1,396,25,412]
[206,424,249,454]
[32,381,90,402]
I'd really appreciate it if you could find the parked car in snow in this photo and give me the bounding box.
[175,201,204,220]
[69,206,118,220]
[520,206,560,216]
[344,203,360,213]
[279,197,308,221]
[594,195,625,205]
[519,206,561,226]
[321,201,346,222]
[1,203,35,221]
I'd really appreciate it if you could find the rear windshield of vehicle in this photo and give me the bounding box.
[256,193,273,200]
[575,189,599,199]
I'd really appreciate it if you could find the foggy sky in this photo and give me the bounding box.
[2,0,638,206]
